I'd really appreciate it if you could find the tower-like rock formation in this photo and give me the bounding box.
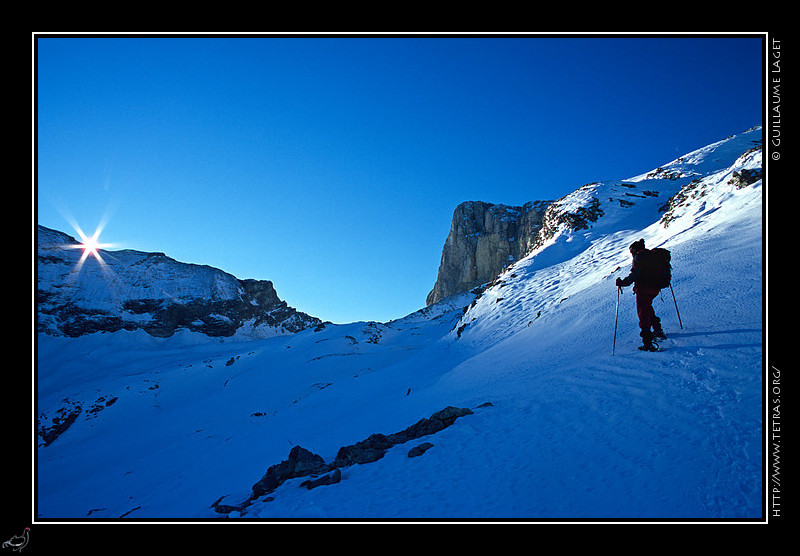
[426,200,550,306]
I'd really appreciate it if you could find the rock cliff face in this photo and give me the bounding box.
[37,225,321,338]
[426,200,550,306]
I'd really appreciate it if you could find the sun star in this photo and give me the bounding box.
[80,234,101,258]
[67,224,114,270]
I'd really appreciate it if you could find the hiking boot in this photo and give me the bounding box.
[638,341,659,352]
[653,329,666,340]
[638,334,660,351]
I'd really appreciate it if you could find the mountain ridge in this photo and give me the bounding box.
[37,225,322,339]
[428,125,762,319]
[451,125,762,346]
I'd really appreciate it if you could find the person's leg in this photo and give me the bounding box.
[636,288,658,346]
[652,310,664,338]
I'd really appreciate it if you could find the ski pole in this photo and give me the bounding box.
[612,286,621,355]
[669,283,683,329]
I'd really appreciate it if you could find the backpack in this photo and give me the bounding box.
[637,247,672,290]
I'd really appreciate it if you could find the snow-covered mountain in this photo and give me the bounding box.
[37,226,322,339]
[35,126,764,520]
[454,126,763,348]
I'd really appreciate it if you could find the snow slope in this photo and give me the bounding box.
[35,127,764,521]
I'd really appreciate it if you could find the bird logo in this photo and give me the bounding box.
[2,528,29,552]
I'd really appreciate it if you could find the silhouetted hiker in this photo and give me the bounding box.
[616,238,668,352]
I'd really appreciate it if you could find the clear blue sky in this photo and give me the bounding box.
[35,34,763,324]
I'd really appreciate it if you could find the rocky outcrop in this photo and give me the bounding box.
[659,147,763,228]
[528,185,606,252]
[407,442,434,458]
[426,201,550,306]
[212,405,478,515]
[332,405,473,467]
[37,225,321,338]
[251,446,330,498]
[37,395,119,447]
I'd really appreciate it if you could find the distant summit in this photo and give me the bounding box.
[37,225,321,338]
